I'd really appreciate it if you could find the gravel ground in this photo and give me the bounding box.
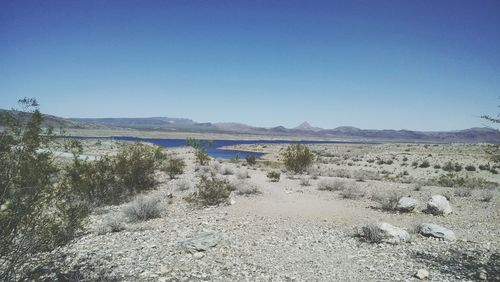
[42,143,500,281]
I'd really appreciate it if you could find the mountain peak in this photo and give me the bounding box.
[294,121,322,131]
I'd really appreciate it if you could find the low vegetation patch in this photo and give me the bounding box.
[245,155,257,166]
[318,178,349,191]
[187,176,232,206]
[432,173,498,189]
[97,215,126,235]
[300,177,311,186]
[236,169,250,179]
[372,191,403,211]
[281,144,315,174]
[340,185,365,199]
[233,180,260,195]
[187,138,212,165]
[267,171,281,182]
[162,157,186,179]
[123,195,163,222]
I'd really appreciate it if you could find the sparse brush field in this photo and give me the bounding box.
[15,140,500,281]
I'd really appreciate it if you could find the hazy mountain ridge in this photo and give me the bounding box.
[1,109,498,142]
[70,116,500,142]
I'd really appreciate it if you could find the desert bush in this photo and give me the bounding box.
[352,169,379,181]
[480,190,494,202]
[411,161,419,168]
[267,171,281,182]
[402,157,408,162]
[281,144,315,174]
[372,191,402,211]
[331,169,352,178]
[236,169,250,179]
[0,99,89,281]
[187,138,211,165]
[360,223,384,243]
[413,179,426,191]
[340,185,365,199]
[114,142,165,195]
[300,177,311,186]
[307,167,321,179]
[464,165,476,172]
[454,187,472,197]
[245,155,257,166]
[318,178,348,191]
[189,176,232,206]
[432,173,497,189]
[442,161,462,172]
[419,160,430,168]
[123,195,162,222]
[220,165,234,175]
[175,179,193,191]
[478,164,490,171]
[97,215,126,235]
[162,157,186,179]
[433,164,441,169]
[234,180,260,195]
[62,153,121,206]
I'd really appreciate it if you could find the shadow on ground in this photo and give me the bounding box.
[412,247,500,281]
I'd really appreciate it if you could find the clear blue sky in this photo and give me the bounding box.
[1,0,499,131]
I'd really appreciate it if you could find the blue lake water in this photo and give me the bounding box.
[112,136,360,159]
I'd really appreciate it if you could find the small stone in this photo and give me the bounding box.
[415,269,429,280]
[478,269,487,280]
[193,252,204,259]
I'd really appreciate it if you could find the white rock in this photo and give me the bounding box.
[427,195,452,215]
[362,222,410,244]
[418,223,456,241]
[415,269,429,280]
[193,252,205,259]
[396,197,418,212]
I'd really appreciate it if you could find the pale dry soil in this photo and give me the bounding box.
[48,142,499,281]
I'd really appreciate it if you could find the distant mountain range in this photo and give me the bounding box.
[1,109,498,142]
[68,116,500,143]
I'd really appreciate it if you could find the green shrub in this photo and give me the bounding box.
[267,171,281,182]
[442,161,462,172]
[0,99,89,281]
[478,164,490,171]
[465,165,476,171]
[163,157,186,179]
[419,160,430,168]
[281,144,315,174]
[114,142,165,194]
[62,151,120,206]
[433,173,497,189]
[188,176,232,206]
[245,155,257,166]
[187,138,211,165]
